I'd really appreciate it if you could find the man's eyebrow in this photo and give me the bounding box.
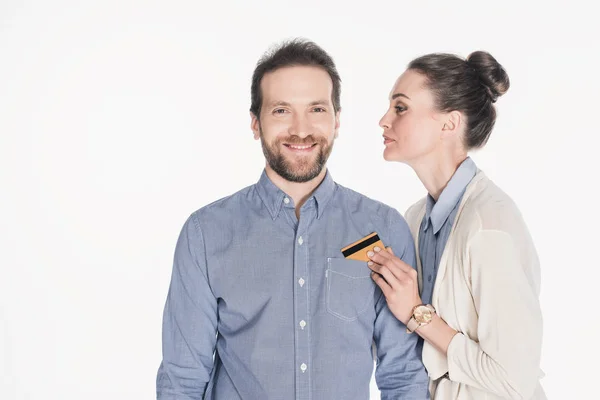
[309,100,331,106]
[268,101,292,108]
[267,100,331,107]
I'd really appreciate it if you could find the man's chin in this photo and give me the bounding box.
[277,164,324,183]
[288,163,320,176]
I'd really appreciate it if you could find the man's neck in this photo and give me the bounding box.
[265,166,327,217]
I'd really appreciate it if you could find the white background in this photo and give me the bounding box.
[1,1,598,399]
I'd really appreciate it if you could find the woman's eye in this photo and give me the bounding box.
[395,106,407,113]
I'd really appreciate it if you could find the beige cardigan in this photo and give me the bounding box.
[405,171,546,400]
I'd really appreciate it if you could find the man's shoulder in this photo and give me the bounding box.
[191,183,256,221]
[334,182,402,222]
[334,183,414,257]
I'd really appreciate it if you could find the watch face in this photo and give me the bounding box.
[413,305,433,324]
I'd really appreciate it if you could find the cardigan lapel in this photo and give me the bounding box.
[430,170,487,308]
[412,205,427,294]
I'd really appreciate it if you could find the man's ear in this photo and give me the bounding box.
[250,112,260,140]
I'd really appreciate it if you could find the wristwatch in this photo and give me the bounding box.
[406,304,436,333]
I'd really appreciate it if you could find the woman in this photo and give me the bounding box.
[367,51,546,399]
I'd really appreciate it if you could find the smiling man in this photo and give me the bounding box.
[156,39,429,400]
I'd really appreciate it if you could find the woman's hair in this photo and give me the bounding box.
[408,51,510,149]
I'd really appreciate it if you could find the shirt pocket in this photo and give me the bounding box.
[326,257,376,321]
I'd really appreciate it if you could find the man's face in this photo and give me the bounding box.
[251,65,340,183]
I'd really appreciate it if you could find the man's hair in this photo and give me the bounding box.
[250,38,341,118]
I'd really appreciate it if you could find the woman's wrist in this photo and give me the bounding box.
[415,312,459,355]
[403,298,423,325]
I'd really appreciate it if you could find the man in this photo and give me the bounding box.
[156,38,429,400]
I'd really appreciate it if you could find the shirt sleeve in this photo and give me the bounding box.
[445,229,543,399]
[374,209,430,400]
[156,212,218,400]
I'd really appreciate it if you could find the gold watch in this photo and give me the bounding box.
[406,304,436,333]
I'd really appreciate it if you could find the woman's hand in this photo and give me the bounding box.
[367,246,422,325]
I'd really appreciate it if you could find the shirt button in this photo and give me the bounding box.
[284,197,290,204]
[298,236,304,245]
[298,278,305,287]
[299,320,306,329]
[300,363,307,373]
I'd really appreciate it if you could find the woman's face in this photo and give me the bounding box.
[379,69,447,165]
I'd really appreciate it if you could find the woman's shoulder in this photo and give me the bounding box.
[404,197,427,227]
[459,173,530,237]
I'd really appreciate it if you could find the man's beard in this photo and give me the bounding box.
[260,130,334,183]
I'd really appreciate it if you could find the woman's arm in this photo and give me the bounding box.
[368,231,543,399]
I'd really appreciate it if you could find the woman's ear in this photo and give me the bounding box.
[441,110,462,138]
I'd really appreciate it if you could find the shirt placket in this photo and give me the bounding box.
[293,203,315,400]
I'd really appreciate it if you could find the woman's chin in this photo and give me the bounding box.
[383,147,404,162]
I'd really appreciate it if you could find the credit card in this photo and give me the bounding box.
[341,232,385,262]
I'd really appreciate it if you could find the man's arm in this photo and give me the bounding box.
[373,209,429,400]
[156,212,218,400]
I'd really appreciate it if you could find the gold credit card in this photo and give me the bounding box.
[341,232,385,262]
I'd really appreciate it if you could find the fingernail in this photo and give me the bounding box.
[374,246,381,252]
[367,261,373,266]
[367,251,374,257]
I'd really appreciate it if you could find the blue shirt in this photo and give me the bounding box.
[418,157,478,305]
[157,170,429,400]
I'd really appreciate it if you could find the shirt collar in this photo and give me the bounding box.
[424,157,477,234]
[255,169,336,220]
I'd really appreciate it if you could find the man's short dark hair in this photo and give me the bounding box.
[250,38,341,118]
